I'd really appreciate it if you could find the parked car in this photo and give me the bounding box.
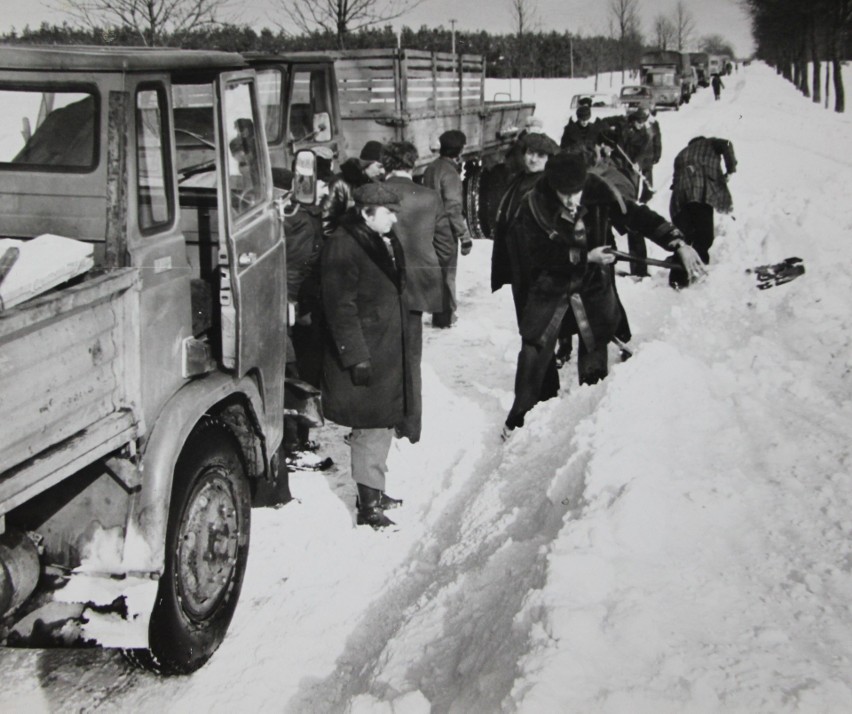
[568,92,625,120]
[619,85,658,115]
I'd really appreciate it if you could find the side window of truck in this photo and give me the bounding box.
[0,87,97,170]
[136,86,174,232]
[290,68,333,144]
[223,79,267,217]
[256,67,284,145]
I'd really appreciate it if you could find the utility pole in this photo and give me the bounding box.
[450,18,457,56]
[569,35,574,78]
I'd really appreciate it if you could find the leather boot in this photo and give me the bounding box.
[380,492,403,510]
[355,484,395,529]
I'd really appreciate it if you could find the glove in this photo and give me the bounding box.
[350,360,372,387]
[460,237,473,256]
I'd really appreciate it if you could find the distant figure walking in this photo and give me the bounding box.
[711,73,724,101]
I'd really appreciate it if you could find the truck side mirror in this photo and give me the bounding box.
[313,112,331,142]
[293,149,317,205]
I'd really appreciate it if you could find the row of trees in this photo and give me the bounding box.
[744,0,849,112]
[0,0,739,80]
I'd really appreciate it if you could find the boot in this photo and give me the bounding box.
[355,484,395,530]
[355,491,403,511]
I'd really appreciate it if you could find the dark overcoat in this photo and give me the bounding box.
[320,212,412,429]
[383,175,454,313]
[423,156,470,244]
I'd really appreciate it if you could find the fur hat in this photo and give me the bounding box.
[577,96,593,107]
[381,141,418,172]
[520,132,560,156]
[630,107,650,122]
[359,140,384,163]
[353,183,401,211]
[439,129,467,157]
[576,105,592,121]
[524,116,545,133]
[544,152,588,194]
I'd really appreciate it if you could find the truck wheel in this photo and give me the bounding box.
[478,164,511,239]
[463,162,485,240]
[126,419,250,675]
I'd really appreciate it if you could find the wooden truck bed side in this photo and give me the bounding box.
[331,49,533,168]
[0,268,142,516]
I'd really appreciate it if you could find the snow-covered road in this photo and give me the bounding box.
[3,62,852,713]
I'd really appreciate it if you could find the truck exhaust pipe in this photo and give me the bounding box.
[0,529,40,618]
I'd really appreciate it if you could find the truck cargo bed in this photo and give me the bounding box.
[0,269,142,516]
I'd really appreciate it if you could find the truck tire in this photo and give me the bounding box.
[478,164,511,239]
[463,162,484,239]
[125,419,250,675]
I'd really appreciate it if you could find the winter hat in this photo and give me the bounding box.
[438,129,467,157]
[524,116,545,133]
[520,132,560,156]
[544,152,588,194]
[577,96,593,107]
[576,105,592,121]
[381,141,418,172]
[630,107,650,122]
[353,183,401,211]
[359,140,384,163]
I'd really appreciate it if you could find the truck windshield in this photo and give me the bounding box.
[647,72,676,87]
[0,87,97,170]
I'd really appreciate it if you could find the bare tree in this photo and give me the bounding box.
[653,14,676,50]
[278,0,427,48]
[608,0,642,81]
[673,0,694,50]
[60,0,235,46]
[509,0,539,100]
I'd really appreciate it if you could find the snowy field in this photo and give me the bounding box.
[2,62,852,713]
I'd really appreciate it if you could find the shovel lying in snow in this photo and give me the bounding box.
[608,250,805,290]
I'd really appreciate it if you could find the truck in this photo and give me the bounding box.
[639,50,693,108]
[0,45,303,674]
[244,48,536,239]
[689,52,710,87]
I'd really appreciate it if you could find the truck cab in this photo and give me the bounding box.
[0,46,290,674]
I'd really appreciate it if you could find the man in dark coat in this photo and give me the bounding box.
[711,73,724,100]
[621,108,662,277]
[502,152,706,439]
[560,104,599,153]
[322,140,384,235]
[321,183,412,529]
[669,136,737,286]
[381,140,454,444]
[423,129,473,328]
[491,132,560,325]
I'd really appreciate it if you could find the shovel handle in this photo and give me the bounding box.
[607,248,684,271]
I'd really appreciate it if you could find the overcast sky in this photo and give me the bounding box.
[1,0,755,56]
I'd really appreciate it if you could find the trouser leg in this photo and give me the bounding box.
[350,427,393,491]
[398,311,423,443]
[626,230,648,276]
[578,340,609,385]
[432,251,459,327]
[506,328,561,428]
[671,202,715,287]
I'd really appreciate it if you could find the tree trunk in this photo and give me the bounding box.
[832,57,845,112]
[811,16,821,104]
[825,60,831,108]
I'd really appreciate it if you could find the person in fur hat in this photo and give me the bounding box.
[501,151,706,440]
[322,140,385,235]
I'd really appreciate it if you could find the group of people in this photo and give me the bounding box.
[279,130,474,529]
[282,101,736,530]
[491,98,736,439]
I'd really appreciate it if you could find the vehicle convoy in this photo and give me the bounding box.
[245,48,536,239]
[0,45,303,674]
[639,50,693,108]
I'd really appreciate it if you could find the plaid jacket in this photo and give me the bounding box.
[670,137,737,218]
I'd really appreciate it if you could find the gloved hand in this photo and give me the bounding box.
[460,237,473,256]
[350,360,372,386]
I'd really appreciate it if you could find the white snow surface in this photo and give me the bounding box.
[2,63,852,713]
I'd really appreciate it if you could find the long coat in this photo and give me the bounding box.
[320,212,412,429]
[520,171,678,348]
[383,174,454,313]
[670,137,737,219]
[422,156,470,244]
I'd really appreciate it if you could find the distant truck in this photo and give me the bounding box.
[245,49,536,238]
[708,54,724,77]
[639,50,693,108]
[689,52,710,87]
[0,45,301,675]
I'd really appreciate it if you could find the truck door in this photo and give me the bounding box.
[216,70,286,421]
